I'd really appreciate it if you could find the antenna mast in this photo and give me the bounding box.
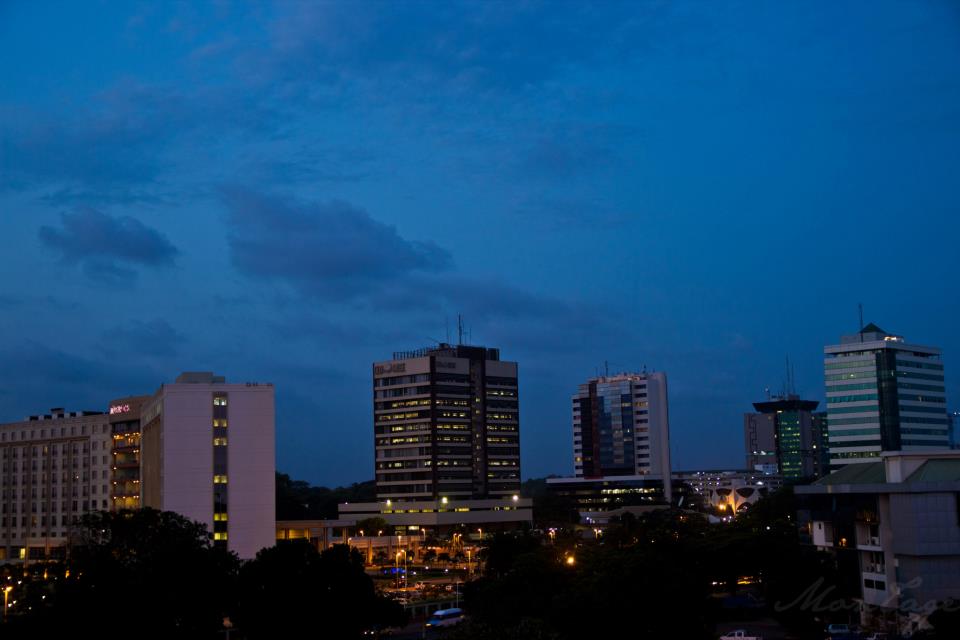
[457,314,464,345]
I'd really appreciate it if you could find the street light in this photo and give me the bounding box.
[3,585,12,622]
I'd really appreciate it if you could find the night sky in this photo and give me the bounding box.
[2,2,959,486]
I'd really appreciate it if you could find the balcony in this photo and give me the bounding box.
[855,522,882,550]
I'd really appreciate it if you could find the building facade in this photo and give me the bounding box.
[674,469,783,514]
[572,372,671,481]
[140,372,275,559]
[108,395,149,511]
[0,409,112,562]
[797,451,960,635]
[744,395,829,480]
[373,344,520,502]
[824,324,949,468]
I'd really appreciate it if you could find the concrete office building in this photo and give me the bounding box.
[339,496,533,536]
[744,395,829,480]
[140,372,275,559]
[373,344,520,501]
[0,409,112,562]
[824,324,949,468]
[797,451,960,635]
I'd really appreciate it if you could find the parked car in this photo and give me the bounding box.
[824,623,853,639]
[719,630,763,640]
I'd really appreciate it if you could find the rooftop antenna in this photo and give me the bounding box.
[604,360,609,377]
[858,303,864,343]
[457,314,464,345]
[445,317,450,344]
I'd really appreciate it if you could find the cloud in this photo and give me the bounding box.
[0,342,159,416]
[515,196,632,230]
[220,187,452,298]
[100,319,186,358]
[38,207,179,283]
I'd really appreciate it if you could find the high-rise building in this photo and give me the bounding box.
[373,344,520,501]
[824,324,949,468]
[140,372,275,559]
[572,372,671,481]
[744,395,829,480]
[0,408,113,562]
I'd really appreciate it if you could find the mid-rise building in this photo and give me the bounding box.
[744,395,829,480]
[140,372,275,559]
[572,372,671,481]
[797,451,960,636]
[373,344,520,501]
[0,409,112,562]
[108,395,150,510]
[824,324,949,468]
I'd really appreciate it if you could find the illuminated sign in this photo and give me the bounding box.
[109,404,131,415]
[374,363,406,376]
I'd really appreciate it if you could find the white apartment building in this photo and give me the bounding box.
[140,372,275,560]
[0,409,112,562]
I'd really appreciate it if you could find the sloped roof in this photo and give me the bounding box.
[860,322,887,334]
[815,462,886,485]
[905,459,960,483]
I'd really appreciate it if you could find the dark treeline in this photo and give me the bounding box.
[452,489,960,640]
[275,472,375,519]
[0,509,404,640]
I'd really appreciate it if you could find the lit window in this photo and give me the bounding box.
[214,475,228,484]
[214,513,228,522]
[213,438,228,447]
[213,532,228,541]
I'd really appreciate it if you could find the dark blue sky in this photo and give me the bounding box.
[2,2,959,486]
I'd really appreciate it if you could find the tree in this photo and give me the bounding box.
[275,472,376,520]
[355,517,390,536]
[8,509,239,639]
[235,542,405,638]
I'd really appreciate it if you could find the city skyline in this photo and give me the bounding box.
[2,2,960,487]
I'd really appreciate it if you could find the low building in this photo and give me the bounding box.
[338,496,532,536]
[674,469,783,514]
[797,450,960,635]
[545,474,674,525]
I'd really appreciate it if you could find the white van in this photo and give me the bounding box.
[425,608,465,629]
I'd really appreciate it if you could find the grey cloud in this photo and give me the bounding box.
[38,207,179,283]
[221,187,452,298]
[100,319,186,358]
[0,343,158,416]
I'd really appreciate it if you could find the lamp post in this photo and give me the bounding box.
[3,585,12,622]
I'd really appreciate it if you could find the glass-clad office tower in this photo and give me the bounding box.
[572,372,671,481]
[745,395,829,480]
[824,324,948,468]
